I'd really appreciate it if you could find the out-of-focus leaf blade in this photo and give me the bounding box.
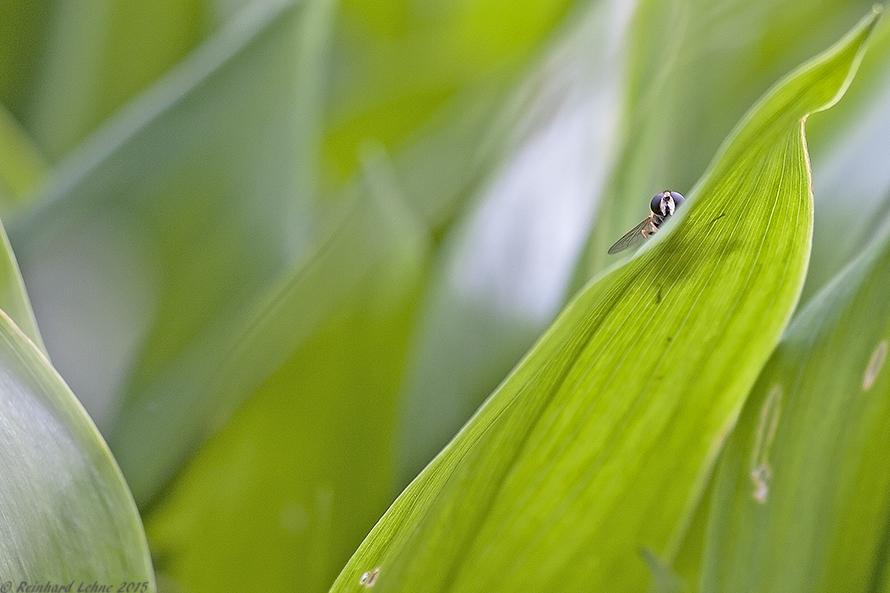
[0,308,153,587]
[395,0,630,484]
[0,116,45,351]
[804,10,890,302]
[113,161,415,509]
[25,0,207,159]
[330,9,879,593]
[0,102,48,206]
[0,218,45,355]
[700,203,890,593]
[323,0,575,187]
[10,0,324,485]
[0,0,52,118]
[145,164,429,593]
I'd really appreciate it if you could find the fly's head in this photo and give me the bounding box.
[650,191,685,218]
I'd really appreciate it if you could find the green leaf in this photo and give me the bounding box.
[0,307,153,587]
[804,8,890,302]
[145,169,429,592]
[393,0,879,483]
[10,0,326,478]
[323,0,574,186]
[699,116,890,593]
[0,218,45,355]
[395,0,631,484]
[0,102,48,207]
[571,0,874,288]
[0,109,43,348]
[106,0,336,506]
[330,8,879,593]
[0,1,52,119]
[24,0,208,159]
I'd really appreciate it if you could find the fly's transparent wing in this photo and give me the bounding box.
[608,217,657,254]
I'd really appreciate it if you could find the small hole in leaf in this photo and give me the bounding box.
[750,385,782,503]
[751,464,771,503]
[863,340,887,391]
[360,568,380,587]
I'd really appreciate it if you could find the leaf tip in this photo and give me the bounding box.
[814,4,885,112]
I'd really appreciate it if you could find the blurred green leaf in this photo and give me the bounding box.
[11,0,325,484]
[0,0,52,118]
[323,0,575,187]
[330,9,880,593]
[672,8,890,588]
[0,102,48,207]
[394,0,630,483]
[0,218,45,355]
[700,187,890,592]
[804,9,890,302]
[145,166,429,592]
[0,306,153,587]
[0,107,46,349]
[25,0,209,159]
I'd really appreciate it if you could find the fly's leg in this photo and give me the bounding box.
[641,220,659,238]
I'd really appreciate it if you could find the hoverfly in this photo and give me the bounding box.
[607,191,685,254]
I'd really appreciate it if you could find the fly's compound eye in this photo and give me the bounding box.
[650,191,673,216]
[650,191,685,217]
[668,191,685,208]
[649,193,665,214]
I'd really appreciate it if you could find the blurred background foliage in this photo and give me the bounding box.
[0,0,888,592]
